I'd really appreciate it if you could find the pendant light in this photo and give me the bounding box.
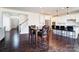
[56,8,59,17]
[66,7,76,22]
[66,7,69,17]
[57,8,58,16]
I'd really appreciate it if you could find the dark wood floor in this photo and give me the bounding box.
[0,29,79,52]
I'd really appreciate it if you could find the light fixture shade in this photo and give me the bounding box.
[66,13,70,18]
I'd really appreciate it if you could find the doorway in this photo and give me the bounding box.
[45,19,51,30]
[2,13,20,50]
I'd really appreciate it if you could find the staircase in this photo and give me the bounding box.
[18,14,29,34]
[19,19,29,34]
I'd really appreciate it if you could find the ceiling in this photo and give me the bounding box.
[4,7,79,17]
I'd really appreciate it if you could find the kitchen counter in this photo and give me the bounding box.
[53,29,77,39]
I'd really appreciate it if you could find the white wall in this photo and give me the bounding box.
[19,13,52,34]
[28,13,42,26]
[0,8,52,33]
[28,13,52,29]
[11,17,19,29]
[52,13,79,26]
[0,12,3,27]
[3,14,11,31]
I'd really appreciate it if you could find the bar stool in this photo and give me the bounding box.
[70,31,76,47]
[60,26,65,41]
[55,26,59,40]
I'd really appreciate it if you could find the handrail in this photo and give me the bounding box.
[19,19,28,25]
[19,19,28,33]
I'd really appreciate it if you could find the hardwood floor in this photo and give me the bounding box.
[49,32,79,52]
[0,29,79,52]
